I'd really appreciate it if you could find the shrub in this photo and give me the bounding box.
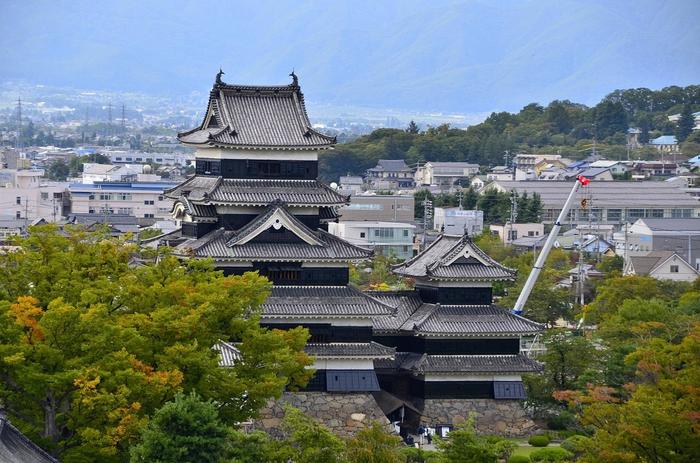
[530,447,574,462]
[545,411,576,430]
[560,435,591,455]
[508,456,531,463]
[528,434,550,447]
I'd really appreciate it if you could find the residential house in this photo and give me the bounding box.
[588,160,629,175]
[649,135,679,153]
[486,166,513,181]
[365,159,415,190]
[577,167,613,181]
[624,251,698,282]
[490,223,545,244]
[415,162,479,189]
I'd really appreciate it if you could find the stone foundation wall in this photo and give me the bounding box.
[422,399,536,437]
[256,392,390,437]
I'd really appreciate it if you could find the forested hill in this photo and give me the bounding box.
[319,85,700,182]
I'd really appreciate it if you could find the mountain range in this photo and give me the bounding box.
[1,0,698,114]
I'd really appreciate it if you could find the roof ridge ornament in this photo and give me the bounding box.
[215,68,227,86]
[289,69,299,87]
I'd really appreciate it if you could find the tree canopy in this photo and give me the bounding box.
[0,225,312,462]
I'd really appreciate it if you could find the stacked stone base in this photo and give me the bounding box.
[422,399,536,437]
[256,392,390,437]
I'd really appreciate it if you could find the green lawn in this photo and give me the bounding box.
[510,440,561,458]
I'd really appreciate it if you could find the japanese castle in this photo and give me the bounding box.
[162,71,543,435]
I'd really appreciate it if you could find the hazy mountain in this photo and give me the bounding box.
[1,0,698,113]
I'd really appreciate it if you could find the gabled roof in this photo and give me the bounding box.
[178,73,335,150]
[175,227,372,262]
[0,415,58,463]
[627,251,697,276]
[227,200,323,246]
[165,176,347,207]
[263,286,395,318]
[370,291,543,336]
[172,197,218,223]
[392,234,516,281]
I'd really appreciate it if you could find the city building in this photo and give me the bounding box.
[513,154,568,180]
[338,175,364,195]
[102,149,194,166]
[0,169,69,222]
[490,223,545,244]
[81,163,144,184]
[328,221,416,260]
[365,160,415,190]
[415,162,479,189]
[486,180,700,226]
[338,195,415,223]
[433,208,483,236]
[69,179,176,219]
[624,251,698,282]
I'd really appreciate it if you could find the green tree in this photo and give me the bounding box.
[280,406,345,463]
[594,101,628,138]
[47,159,70,181]
[546,101,572,134]
[0,226,312,462]
[346,422,404,463]
[574,324,700,463]
[130,392,228,463]
[434,416,515,463]
[406,120,420,134]
[538,330,598,391]
[676,104,695,142]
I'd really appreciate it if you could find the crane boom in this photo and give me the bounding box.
[512,175,590,315]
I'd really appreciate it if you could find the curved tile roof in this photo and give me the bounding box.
[262,285,395,318]
[393,234,516,281]
[166,177,346,207]
[178,78,335,150]
[305,342,395,359]
[401,354,542,374]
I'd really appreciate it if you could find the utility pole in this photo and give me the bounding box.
[107,102,113,141]
[52,196,57,223]
[508,189,518,244]
[422,198,433,250]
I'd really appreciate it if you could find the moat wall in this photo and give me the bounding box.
[255,393,536,437]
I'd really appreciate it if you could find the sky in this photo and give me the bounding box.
[1,0,699,114]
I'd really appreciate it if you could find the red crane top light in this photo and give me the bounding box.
[577,175,590,186]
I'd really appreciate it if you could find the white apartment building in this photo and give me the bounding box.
[490,223,545,244]
[0,169,69,222]
[433,208,484,236]
[69,180,177,220]
[328,221,416,260]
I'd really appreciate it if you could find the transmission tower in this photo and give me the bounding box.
[121,103,126,133]
[107,102,113,138]
[16,97,22,154]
